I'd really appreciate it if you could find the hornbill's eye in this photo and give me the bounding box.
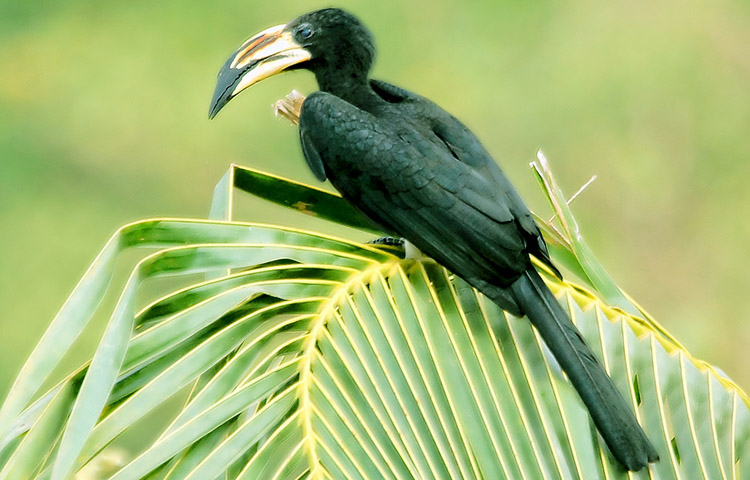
[296,23,314,41]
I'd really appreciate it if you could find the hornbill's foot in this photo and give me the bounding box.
[368,237,425,259]
[367,236,405,247]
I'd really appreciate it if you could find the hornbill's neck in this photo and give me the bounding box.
[312,62,382,109]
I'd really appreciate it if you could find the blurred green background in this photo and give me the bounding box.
[1,0,748,401]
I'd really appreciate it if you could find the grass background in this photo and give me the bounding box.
[1,0,748,401]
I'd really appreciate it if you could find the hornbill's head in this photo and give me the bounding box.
[208,8,374,118]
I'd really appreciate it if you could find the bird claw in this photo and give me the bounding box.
[367,237,426,259]
[273,89,307,126]
[367,236,405,247]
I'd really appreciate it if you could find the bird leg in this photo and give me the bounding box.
[367,236,405,247]
[273,89,307,126]
[366,237,424,259]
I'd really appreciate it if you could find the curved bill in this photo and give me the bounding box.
[208,24,312,119]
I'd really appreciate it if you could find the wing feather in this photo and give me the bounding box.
[369,80,559,276]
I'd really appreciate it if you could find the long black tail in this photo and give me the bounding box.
[502,268,658,471]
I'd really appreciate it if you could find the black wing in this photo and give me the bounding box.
[370,80,559,277]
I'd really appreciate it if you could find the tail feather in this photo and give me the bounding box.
[501,268,659,471]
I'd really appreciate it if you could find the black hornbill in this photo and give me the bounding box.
[209,8,658,471]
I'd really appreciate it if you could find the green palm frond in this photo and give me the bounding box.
[0,158,746,479]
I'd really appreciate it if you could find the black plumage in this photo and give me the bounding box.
[209,8,659,471]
